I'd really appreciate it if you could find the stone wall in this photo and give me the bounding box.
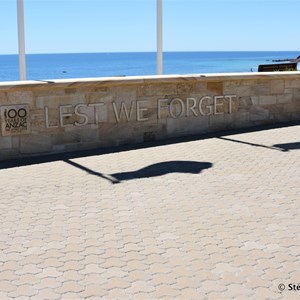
[0,72,300,161]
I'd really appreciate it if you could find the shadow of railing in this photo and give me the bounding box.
[64,160,212,184]
[218,137,284,151]
[272,142,300,152]
[218,137,300,153]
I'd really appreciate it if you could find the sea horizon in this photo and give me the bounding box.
[1,50,299,55]
[0,51,299,82]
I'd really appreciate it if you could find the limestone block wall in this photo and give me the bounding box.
[0,72,300,161]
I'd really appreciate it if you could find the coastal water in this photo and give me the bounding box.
[0,51,299,82]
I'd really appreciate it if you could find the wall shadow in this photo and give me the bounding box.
[272,142,300,152]
[0,122,299,171]
[64,160,212,184]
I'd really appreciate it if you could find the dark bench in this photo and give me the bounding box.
[258,62,297,72]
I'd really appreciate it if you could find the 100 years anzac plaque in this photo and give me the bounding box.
[0,104,30,136]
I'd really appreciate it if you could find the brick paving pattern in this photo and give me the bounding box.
[0,125,299,299]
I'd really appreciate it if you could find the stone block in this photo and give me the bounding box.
[192,82,207,93]
[259,96,276,105]
[20,134,52,154]
[12,136,20,148]
[79,128,100,143]
[52,132,81,146]
[138,84,177,96]
[238,97,253,112]
[209,114,227,131]
[270,80,285,94]
[250,105,269,121]
[265,104,284,115]
[36,94,85,109]
[225,112,250,129]
[240,79,256,86]
[114,87,137,104]
[229,96,239,113]
[251,83,270,95]
[224,85,251,97]
[223,80,241,88]
[284,103,300,113]
[293,88,300,100]
[52,144,66,153]
[0,137,12,149]
[291,112,300,121]
[277,94,293,104]
[7,91,34,105]
[85,91,114,104]
[64,88,78,95]
[64,141,101,153]
[142,123,165,140]
[285,79,300,89]
[0,149,19,161]
[0,92,7,102]
[251,96,259,105]
[177,83,193,94]
[272,112,292,123]
[166,116,209,136]
[207,82,223,94]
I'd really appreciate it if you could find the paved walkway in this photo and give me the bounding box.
[0,124,299,300]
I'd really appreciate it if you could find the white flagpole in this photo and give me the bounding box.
[157,0,163,75]
[17,0,26,80]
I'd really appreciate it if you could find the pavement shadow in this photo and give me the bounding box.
[272,142,300,152]
[111,161,212,183]
[64,160,212,184]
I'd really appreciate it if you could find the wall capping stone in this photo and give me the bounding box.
[1,71,299,90]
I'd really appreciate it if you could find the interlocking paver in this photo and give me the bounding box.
[13,274,40,285]
[79,285,108,298]
[79,273,107,286]
[0,270,18,281]
[127,270,151,282]
[0,281,17,293]
[9,284,38,297]
[252,287,282,299]
[57,281,84,294]
[36,267,63,278]
[126,280,155,294]
[0,124,299,299]
[31,288,60,300]
[34,277,62,290]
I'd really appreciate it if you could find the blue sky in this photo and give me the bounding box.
[0,0,299,54]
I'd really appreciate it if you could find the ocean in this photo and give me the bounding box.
[0,51,299,82]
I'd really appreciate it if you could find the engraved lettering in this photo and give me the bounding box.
[45,107,59,129]
[112,101,134,123]
[186,97,198,117]
[136,100,149,122]
[214,96,224,115]
[169,98,184,119]
[89,102,105,124]
[59,105,73,127]
[74,104,88,126]
[157,98,168,119]
[225,95,236,114]
[199,96,213,116]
